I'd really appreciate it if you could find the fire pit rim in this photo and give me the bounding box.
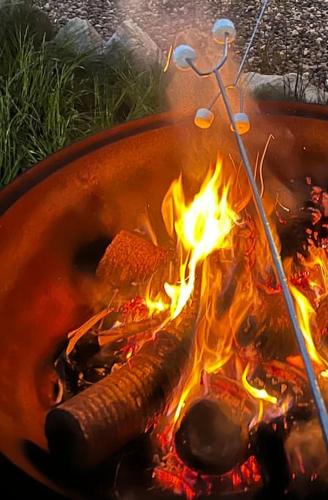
[0,99,328,499]
[1,101,328,217]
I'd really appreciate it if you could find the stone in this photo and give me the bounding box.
[103,19,163,71]
[53,18,104,56]
[245,72,328,104]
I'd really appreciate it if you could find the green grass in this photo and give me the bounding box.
[0,3,165,186]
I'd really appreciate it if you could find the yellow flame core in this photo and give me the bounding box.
[291,285,323,366]
[163,160,238,319]
[242,363,278,405]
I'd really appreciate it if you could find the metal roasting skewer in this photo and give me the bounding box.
[234,0,271,87]
[173,8,328,448]
[209,0,271,110]
[215,66,328,448]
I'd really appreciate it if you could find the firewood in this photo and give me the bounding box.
[96,315,165,348]
[235,291,299,361]
[251,421,290,496]
[175,398,248,475]
[45,284,200,470]
[96,230,173,287]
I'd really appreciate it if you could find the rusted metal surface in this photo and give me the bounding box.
[0,102,327,492]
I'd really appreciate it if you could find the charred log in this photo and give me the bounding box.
[175,398,248,475]
[46,288,199,470]
[216,260,243,317]
[251,421,290,499]
[235,305,298,361]
[236,315,258,348]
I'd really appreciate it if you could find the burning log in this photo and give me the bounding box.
[251,421,290,497]
[45,285,200,470]
[97,315,164,346]
[96,230,173,287]
[175,398,248,475]
[235,298,299,362]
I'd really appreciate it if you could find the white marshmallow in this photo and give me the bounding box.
[212,19,236,44]
[173,44,197,70]
[231,112,251,135]
[194,108,215,129]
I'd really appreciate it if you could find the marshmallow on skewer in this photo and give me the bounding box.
[212,19,236,44]
[230,112,251,135]
[173,44,197,70]
[194,108,215,129]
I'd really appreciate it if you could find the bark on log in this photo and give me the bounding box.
[45,287,199,469]
[96,230,173,287]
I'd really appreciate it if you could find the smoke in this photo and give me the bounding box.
[285,419,328,477]
[114,0,236,112]
[114,1,300,211]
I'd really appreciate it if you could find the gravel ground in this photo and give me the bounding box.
[33,0,328,85]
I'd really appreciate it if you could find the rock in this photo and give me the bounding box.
[0,2,55,42]
[244,73,287,101]
[103,19,163,71]
[245,72,328,104]
[33,0,328,94]
[53,18,104,56]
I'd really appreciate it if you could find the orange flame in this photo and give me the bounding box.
[143,153,328,449]
[293,244,328,302]
[242,363,278,405]
[291,285,323,367]
[145,158,239,425]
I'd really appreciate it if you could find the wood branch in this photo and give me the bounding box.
[97,315,165,348]
[45,284,200,470]
[66,308,114,357]
[96,230,174,287]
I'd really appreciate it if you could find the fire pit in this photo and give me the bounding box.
[1,100,328,500]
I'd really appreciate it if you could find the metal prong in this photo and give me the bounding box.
[186,33,229,77]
